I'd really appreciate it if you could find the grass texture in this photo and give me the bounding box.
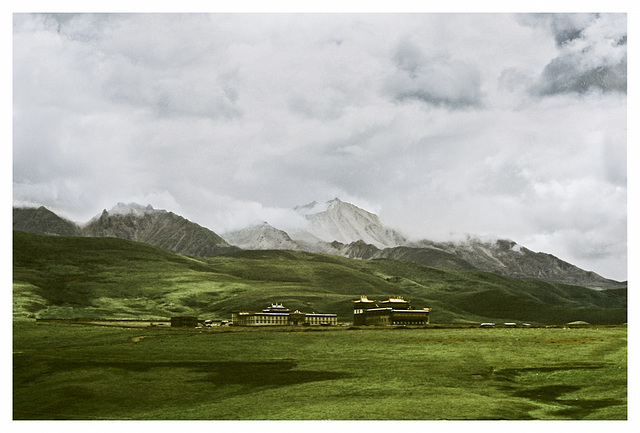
[13,322,626,420]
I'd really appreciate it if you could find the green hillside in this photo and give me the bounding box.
[13,231,626,324]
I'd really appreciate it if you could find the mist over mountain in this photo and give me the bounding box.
[221,222,301,251]
[13,206,82,237]
[407,238,624,288]
[83,203,239,257]
[223,198,626,290]
[292,200,323,215]
[223,198,408,252]
[292,198,407,248]
[13,200,625,290]
[14,203,238,258]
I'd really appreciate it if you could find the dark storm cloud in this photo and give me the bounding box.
[385,40,483,109]
[534,57,627,96]
[549,13,597,47]
[517,13,598,47]
[523,13,627,96]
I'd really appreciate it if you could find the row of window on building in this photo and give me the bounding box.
[231,303,338,326]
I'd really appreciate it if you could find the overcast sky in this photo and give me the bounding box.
[13,12,628,280]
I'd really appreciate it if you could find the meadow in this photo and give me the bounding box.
[13,321,627,420]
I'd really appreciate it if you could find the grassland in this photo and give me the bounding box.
[13,321,626,420]
[13,231,627,324]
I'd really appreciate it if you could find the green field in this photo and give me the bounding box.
[13,321,627,420]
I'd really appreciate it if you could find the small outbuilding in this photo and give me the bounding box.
[170,316,200,328]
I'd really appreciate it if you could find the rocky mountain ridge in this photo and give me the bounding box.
[13,200,626,289]
[13,206,83,237]
[13,203,238,257]
[221,222,301,251]
[222,199,626,290]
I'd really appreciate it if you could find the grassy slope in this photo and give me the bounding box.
[13,231,627,324]
[13,322,627,420]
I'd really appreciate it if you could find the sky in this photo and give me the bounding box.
[12,11,629,281]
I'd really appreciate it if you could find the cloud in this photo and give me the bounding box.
[534,55,626,96]
[547,13,598,47]
[523,13,627,96]
[385,40,483,108]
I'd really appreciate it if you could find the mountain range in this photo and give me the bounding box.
[13,199,626,290]
[222,199,625,290]
[13,203,239,257]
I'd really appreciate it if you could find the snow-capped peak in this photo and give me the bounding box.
[221,221,300,250]
[108,202,159,217]
[326,197,342,208]
[302,198,407,249]
[293,200,323,215]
